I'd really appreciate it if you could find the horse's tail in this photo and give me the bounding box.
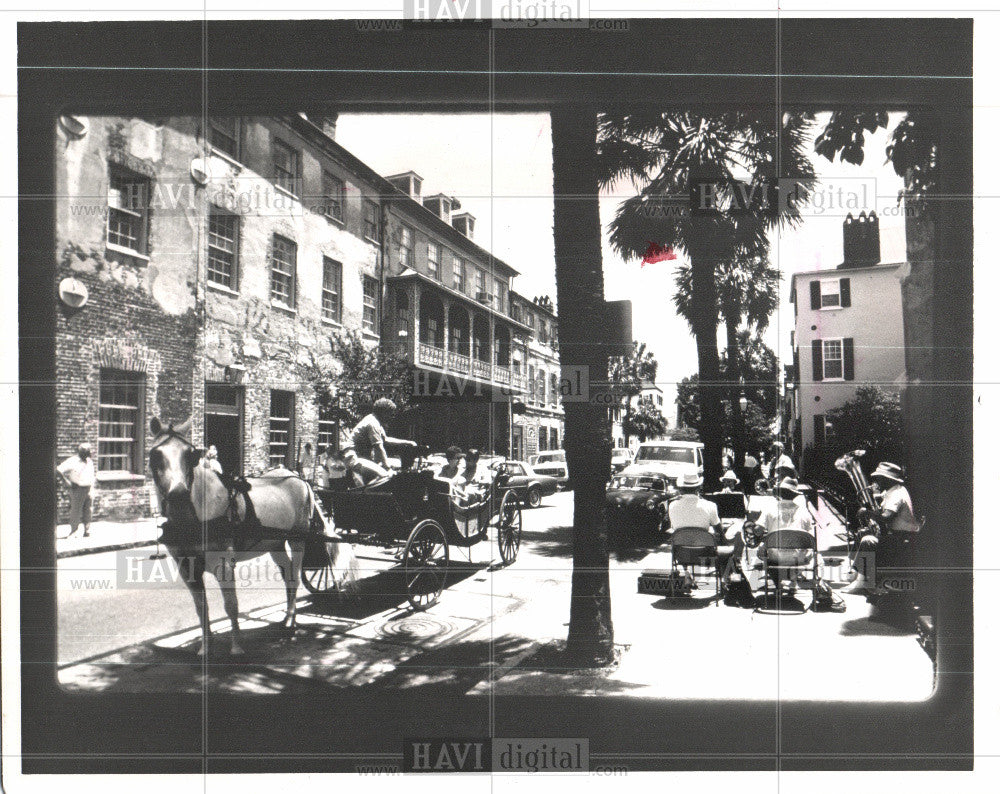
[305,482,360,592]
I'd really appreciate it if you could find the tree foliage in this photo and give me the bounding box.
[305,330,414,431]
[814,110,937,203]
[825,385,903,462]
[624,399,668,443]
[608,341,659,446]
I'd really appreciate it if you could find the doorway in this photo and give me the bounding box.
[205,382,243,475]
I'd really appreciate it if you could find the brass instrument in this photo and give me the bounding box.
[834,449,882,543]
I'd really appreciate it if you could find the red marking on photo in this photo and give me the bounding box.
[641,242,677,267]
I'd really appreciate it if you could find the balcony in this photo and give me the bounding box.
[405,339,523,394]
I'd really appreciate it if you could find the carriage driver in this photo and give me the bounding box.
[341,398,417,484]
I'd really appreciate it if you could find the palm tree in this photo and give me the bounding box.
[597,111,815,488]
[551,108,615,665]
[674,251,780,471]
[608,341,658,449]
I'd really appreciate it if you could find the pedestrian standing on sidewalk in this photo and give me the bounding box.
[298,442,315,480]
[57,443,95,538]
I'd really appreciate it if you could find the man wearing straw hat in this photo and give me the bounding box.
[843,461,919,595]
[668,472,723,543]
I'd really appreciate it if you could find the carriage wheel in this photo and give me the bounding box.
[496,490,522,565]
[301,540,342,594]
[403,519,449,611]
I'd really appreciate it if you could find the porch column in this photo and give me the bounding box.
[466,307,474,370]
[442,298,451,353]
[412,286,420,352]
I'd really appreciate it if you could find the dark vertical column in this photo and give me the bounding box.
[551,107,614,664]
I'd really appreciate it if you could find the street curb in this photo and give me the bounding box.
[57,540,157,559]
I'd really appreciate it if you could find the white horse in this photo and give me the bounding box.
[147,417,358,655]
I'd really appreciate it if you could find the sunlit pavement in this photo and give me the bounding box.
[57,489,933,698]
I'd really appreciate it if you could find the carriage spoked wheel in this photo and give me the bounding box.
[496,490,522,565]
[403,519,449,611]
[301,540,344,594]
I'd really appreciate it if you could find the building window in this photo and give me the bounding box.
[822,339,843,380]
[537,371,547,405]
[318,404,338,455]
[538,429,548,452]
[512,356,522,374]
[494,279,506,310]
[322,257,342,323]
[106,167,150,255]
[551,428,560,449]
[209,117,240,160]
[362,275,379,334]
[268,390,295,469]
[98,370,144,473]
[452,256,466,293]
[539,319,549,344]
[399,225,414,268]
[550,373,558,406]
[363,200,380,242]
[207,207,239,289]
[820,279,842,308]
[272,137,300,195]
[270,234,297,308]
[321,171,344,222]
[427,242,440,279]
[475,268,486,296]
[528,365,536,402]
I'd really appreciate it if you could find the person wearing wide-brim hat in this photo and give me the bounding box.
[843,461,919,595]
[720,469,741,492]
[667,472,723,542]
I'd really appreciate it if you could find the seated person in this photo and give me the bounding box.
[843,462,918,595]
[340,398,415,485]
[668,472,723,544]
[720,469,740,493]
[747,477,843,610]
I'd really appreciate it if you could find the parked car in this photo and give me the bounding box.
[605,465,674,534]
[632,440,704,486]
[610,447,634,475]
[529,450,570,488]
[491,460,559,507]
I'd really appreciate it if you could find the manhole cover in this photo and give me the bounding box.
[376,616,457,642]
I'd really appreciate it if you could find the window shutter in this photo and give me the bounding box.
[840,278,851,308]
[812,339,823,381]
[809,280,821,310]
[843,338,855,380]
[813,414,826,446]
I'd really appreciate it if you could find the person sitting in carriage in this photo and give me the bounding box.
[340,398,417,485]
[842,461,919,595]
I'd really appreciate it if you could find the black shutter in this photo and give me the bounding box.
[812,339,823,381]
[813,414,826,446]
[809,280,821,310]
[843,338,855,381]
[840,278,851,308]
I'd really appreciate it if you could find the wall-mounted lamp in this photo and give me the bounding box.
[224,364,246,384]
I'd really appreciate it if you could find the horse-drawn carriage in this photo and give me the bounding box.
[302,449,523,610]
[146,420,522,655]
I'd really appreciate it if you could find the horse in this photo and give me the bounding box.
[147,417,358,655]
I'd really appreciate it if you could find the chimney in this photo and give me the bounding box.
[385,171,423,200]
[422,193,455,222]
[320,114,339,140]
[452,211,476,239]
[840,211,880,268]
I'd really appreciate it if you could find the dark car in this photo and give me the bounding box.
[605,465,675,534]
[491,460,560,508]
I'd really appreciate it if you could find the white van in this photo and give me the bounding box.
[631,440,704,483]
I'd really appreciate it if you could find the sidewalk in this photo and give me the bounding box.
[56,517,162,558]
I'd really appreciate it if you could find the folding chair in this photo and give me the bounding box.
[759,528,818,613]
[670,527,721,602]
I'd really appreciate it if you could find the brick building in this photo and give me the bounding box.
[52,112,561,522]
